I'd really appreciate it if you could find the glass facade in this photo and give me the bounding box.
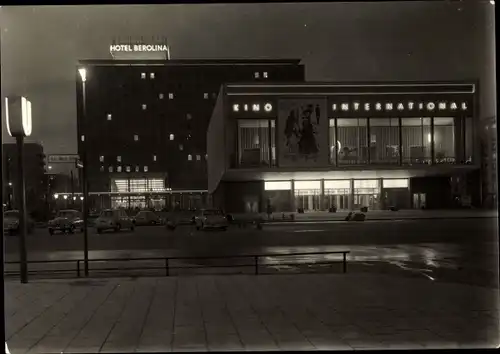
[236,113,473,169]
[434,117,456,164]
[401,117,432,165]
[369,118,400,164]
[294,180,321,211]
[337,118,368,165]
[111,178,166,193]
[238,119,276,167]
[324,180,350,210]
[262,178,411,211]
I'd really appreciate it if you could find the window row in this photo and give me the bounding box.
[100,155,157,163]
[135,77,219,100]
[102,105,205,123]
[254,71,269,79]
[237,117,474,167]
[187,154,208,161]
[330,117,473,165]
[101,165,149,173]
[99,153,208,164]
[140,72,156,79]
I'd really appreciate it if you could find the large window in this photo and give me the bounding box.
[369,118,400,164]
[337,118,368,165]
[238,119,275,167]
[434,117,456,164]
[111,178,166,193]
[401,118,431,165]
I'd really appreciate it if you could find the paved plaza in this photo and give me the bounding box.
[5,273,499,353]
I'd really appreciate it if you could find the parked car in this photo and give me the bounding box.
[3,210,35,235]
[165,210,196,229]
[194,209,228,231]
[48,209,84,235]
[95,209,135,233]
[134,210,163,226]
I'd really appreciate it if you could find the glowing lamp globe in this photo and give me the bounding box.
[5,96,32,137]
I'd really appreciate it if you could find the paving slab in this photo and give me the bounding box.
[5,273,499,353]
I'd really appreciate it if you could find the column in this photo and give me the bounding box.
[430,117,435,164]
[454,117,465,164]
[398,118,403,165]
[291,180,296,212]
[378,178,384,210]
[320,179,325,211]
[349,179,355,211]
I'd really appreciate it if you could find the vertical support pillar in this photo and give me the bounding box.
[320,179,325,211]
[334,118,339,167]
[366,118,371,164]
[378,178,384,210]
[291,180,296,212]
[430,117,435,164]
[349,179,355,211]
[398,117,403,166]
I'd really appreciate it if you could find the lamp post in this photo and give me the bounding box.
[5,96,32,284]
[79,67,89,276]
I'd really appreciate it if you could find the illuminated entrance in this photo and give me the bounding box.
[324,180,350,210]
[294,181,321,212]
[111,178,166,209]
[354,179,381,210]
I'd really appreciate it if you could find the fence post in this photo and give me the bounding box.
[254,256,259,275]
[77,260,81,277]
[165,258,169,276]
[343,252,347,273]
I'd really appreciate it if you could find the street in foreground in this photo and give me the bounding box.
[5,218,499,288]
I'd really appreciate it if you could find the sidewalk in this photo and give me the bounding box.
[5,274,499,353]
[262,209,498,223]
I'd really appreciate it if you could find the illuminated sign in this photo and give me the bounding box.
[232,103,273,113]
[109,44,169,52]
[331,100,469,113]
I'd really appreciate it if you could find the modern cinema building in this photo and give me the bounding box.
[208,82,481,213]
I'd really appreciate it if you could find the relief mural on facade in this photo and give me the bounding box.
[278,98,329,167]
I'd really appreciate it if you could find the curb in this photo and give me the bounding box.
[263,215,497,224]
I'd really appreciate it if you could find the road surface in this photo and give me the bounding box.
[4,218,499,287]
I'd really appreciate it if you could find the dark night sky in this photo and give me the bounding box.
[0,2,495,157]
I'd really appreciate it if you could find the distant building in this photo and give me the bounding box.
[76,58,305,210]
[208,82,481,212]
[2,143,47,215]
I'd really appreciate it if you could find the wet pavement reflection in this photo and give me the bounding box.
[4,218,498,287]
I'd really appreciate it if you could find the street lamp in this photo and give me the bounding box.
[79,67,89,276]
[5,95,33,284]
[63,195,68,200]
[8,182,12,186]
[78,68,87,83]
[54,193,59,199]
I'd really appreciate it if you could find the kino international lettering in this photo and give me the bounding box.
[331,100,469,113]
[109,44,169,52]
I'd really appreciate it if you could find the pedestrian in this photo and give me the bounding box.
[266,201,272,220]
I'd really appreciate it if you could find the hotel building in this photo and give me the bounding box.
[75,57,304,210]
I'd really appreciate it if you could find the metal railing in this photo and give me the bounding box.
[4,251,350,278]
